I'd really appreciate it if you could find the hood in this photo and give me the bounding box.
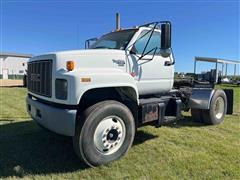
[30,49,127,71]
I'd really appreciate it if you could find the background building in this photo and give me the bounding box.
[0,52,32,80]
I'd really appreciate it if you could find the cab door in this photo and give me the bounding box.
[128,30,174,95]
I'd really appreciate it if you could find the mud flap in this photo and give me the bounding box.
[223,89,234,114]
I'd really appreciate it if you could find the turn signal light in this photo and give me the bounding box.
[66,61,75,71]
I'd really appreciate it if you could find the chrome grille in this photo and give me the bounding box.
[27,60,52,97]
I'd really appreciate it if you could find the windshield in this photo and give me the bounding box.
[90,29,136,50]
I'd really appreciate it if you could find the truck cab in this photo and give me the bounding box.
[26,21,231,167]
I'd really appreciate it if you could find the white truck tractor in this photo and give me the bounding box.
[26,21,233,167]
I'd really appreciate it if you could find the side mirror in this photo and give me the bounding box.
[160,22,171,57]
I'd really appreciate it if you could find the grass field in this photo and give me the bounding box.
[0,86,239,179]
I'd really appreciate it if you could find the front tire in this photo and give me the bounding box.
[73,100,135,167]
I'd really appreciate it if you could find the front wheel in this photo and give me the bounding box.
[73,100,135,167]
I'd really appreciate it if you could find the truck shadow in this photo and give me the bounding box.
[165,115,206,128]
[0,120,157,178]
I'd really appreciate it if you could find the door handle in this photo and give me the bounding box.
[164,61,174,66]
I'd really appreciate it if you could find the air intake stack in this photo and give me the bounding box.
[116,12,120,30]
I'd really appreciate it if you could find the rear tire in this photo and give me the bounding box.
[202,89,227,125]
[73,100,135,167]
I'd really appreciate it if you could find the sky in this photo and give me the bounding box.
[0,0,239,73]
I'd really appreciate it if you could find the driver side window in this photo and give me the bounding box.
[133,31,161,55]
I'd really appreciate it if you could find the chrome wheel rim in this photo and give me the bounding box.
[94,116,126,155]
[214,97,225,119]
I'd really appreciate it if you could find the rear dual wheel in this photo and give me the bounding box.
[191,89,227,125]
[73,100,135,167]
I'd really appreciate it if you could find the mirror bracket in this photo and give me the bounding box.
[139,47,157,61]
[165,61,175,66]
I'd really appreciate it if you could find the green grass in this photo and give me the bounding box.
[0,88,29,122]
[0,86,239,179]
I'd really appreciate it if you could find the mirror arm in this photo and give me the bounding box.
[141,23,157,57]
[139,47,157,61]
[170,47,176,65]
[138,48,157,66]
[126,22,159,52]
[163,47,175,66]
[134,54,141,59]
[126,27,155,52]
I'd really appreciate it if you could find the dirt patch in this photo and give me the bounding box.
[0,80,23,87]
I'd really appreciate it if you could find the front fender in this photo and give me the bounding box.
[67,68,139,105]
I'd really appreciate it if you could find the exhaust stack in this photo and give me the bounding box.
[116,12,120,30]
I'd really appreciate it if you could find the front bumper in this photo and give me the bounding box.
[26,96,77,136]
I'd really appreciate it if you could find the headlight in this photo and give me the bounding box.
[55,79,68,100]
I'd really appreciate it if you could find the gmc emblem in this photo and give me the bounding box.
[30,73,40,81]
